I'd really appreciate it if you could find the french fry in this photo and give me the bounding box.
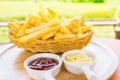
[14,20,22,29]
[77,25,83,34]
[82,25,92,33]
[47,8,56,19]
[70,20,84,34]
[54,33,76,40]
[60,16,80,32]
[17,16,30,37]
[26,18,60,34]
[60,16,80,27]
[71,19,78,27]
[54,33,62,40]
[70,19,79,34]
[19,26,60,43]
[70,28,78,34]
[8,22,18,31]
[41,32,55,40]
[79,20,84,26]
[76,21,83,34]
[29,14,42,27]
[60,26,71,34]
[38,6,49,22]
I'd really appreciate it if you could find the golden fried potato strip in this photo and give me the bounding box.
[19,26,60,43]
[47,8,56,19]
[14,20,22,30]
[8,22,19,31]
[29,14,42,27]
[82,25,93,33]
[76,21,84,34]
[70,19,79,34]
[60,16,80,27]
[60,26,71,34]
[41,32,55,40]
[26,18,60,34]
[54,33,76,40]
[38,6,49,22]
[17,16,30,37]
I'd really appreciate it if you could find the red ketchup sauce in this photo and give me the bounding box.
[28,57,59,70]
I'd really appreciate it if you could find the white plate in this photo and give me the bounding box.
[0,40,118,80]
[83,40,119,80]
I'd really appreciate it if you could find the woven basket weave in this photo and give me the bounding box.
[8,30,93,53]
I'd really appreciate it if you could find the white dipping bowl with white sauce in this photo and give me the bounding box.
[62,50,98,80]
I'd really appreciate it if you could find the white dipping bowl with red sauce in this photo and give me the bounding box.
[24,53,62,80]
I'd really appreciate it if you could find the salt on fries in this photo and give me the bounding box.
[8,7,93,43]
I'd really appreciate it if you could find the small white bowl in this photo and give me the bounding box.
[62,50,98,80]
[24,53,62,80]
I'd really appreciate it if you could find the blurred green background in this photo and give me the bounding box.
[0,0,120,43]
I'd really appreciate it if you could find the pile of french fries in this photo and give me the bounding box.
[8,7,92,43]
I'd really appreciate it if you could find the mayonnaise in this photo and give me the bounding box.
[65,53,93,64]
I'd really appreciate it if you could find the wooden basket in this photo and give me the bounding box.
[8,30,93,53]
